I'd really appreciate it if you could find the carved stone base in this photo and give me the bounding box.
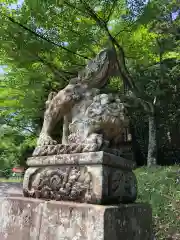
[32,144,124,156]
[23,151,137,204]
[0,197,153,240]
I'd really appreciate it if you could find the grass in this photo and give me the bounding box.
[135,165,180,240]
[0,177,23,183]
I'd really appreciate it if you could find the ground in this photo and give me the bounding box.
[0,182,22,197]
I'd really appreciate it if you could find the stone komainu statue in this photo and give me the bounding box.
[23,49,138,206]
[33,48,129,156]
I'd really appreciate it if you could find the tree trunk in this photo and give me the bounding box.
[147,112,157,167]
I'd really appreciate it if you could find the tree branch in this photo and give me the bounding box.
[34,54,76,81]
[78,1,137,91]
[63,0,88,15]
[114,27,133,38]
[6,29,77,81]
[63,0,138,93]
[2,118,36,135]
[106,0,118,22]
[35,54,76,76]
[57,23,98,56]
[3,14,90,60]
[76,1,154,112]
[80,0,105,27]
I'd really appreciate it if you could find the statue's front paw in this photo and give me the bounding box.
[37,134,57,146]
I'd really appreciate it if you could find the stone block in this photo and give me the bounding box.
[0,197,43,240]
[23,151,137,204]
[6,188,23,198]
[40,201,152,240]
[0,197,153,240]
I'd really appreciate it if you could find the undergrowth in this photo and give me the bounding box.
[135,165,180,240]
[0,178,23,183]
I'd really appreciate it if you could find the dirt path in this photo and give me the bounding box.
[0,182,22,197]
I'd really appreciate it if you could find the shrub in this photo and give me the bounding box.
[135,166,180,240]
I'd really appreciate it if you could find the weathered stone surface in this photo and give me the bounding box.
[27,151,136,169]
[0,197,153,240]
[0,197,43,240]
[6,188,23,198]
[32,144,125,157]
[23,152,137,204]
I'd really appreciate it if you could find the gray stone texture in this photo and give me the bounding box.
[0,197,152,240]
[23,152,137,204]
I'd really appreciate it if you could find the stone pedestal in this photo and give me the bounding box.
[23,151,137,204]
[0,197,152,240]
[9,150,153,239]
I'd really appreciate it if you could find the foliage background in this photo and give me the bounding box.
[0,1,180,238]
